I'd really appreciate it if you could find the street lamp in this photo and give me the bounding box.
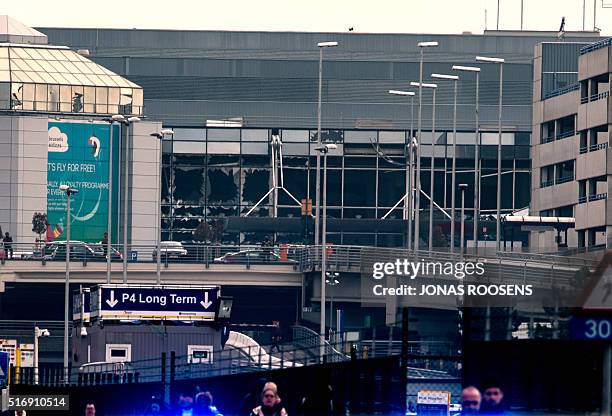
[415,41,439,253]
[101,114,126,284]
[476,56,505,251]
[388,90,416,249]
[325,272,340,335]
[458,183,468,258]
[59,184,78,383]
[431,73,459,253]
[453,65,481,253]
[314,41,338,250]
[315,142,337,361]
[150,129,175,285]
[116,116,141,283]
[34,327,50,385]
[410,82,438,252]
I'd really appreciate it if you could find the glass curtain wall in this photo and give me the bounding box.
[162,128,530,246]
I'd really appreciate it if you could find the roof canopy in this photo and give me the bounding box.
[0,16,142,116]
[0,16,47,44]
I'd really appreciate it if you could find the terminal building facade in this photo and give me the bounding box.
[0,16,161,249]
[532,39,612,248]
[38,26,602,247]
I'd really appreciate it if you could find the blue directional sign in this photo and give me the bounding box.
[571,317,612,341]
[91,285,219,321]
[0,351,9,386]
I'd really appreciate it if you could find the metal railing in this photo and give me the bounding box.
[494,250,598,268]
[540,180,554,188]
[3,98,144,117]
[581,90,610,104]
[556,130,576,140]
[0,242,600,285]
[541,135,555,144]
[555,175,574,185]
[578,142,607,154]
[0,242,303,267]
[580,37,612,54]
[590,142,609,152]
[292,325,348,363]
[12,324,459,387]
[589,192,608,202]
[543,83,580,100]
[580,193,608,204]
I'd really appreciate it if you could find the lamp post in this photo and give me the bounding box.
[431,73,459,252]
[150,129,174,286]
[453,65,481,253]
[59,184,78,383]
[459,183,468,258]
[410,82,438,252]
[415,41,439,253]
[314,41,338,249]
[118,116,141,283]
[315,142,337,361]
[325,272,340,334]
[101,114,126,284]
[476,56,505,251]
[34,327,50,385]
[389,90,416,249]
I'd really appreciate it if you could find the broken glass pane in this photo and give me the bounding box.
[173,166,205,204]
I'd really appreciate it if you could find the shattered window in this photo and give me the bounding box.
[242,168,270,204]
[173,166,205,204]
[344,169,376,207]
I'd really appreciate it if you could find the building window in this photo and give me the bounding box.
[105,344,132,362]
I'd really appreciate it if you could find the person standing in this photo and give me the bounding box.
[250,382,288,416]
[460,386,482,415]
[480,383,507,414]
[3,232,13,259]
[84,403,96,416]
[194,391,223,416]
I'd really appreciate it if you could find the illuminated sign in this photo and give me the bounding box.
[90,285,220,321]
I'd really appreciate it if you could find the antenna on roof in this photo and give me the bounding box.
[557,16,566,40]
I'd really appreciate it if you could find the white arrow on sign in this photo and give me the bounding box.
[106,290,119,308]
[200,292,213,309]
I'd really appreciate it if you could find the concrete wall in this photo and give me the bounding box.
[542,91,580,122]
[578,46,611,81]
[578,96,610,130]
[576,148,607,180]
[575,198,606,229]
[535,181,578,213]
[128,121,161,253]
[0,116,48,246]
[536,134,579,168]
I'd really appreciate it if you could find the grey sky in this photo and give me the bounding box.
[5,0,612,35]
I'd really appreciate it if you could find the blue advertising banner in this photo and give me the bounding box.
[47,121,120,243]
[91,285,219,321]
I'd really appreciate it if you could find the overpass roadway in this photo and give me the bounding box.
[0,261,302,291]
